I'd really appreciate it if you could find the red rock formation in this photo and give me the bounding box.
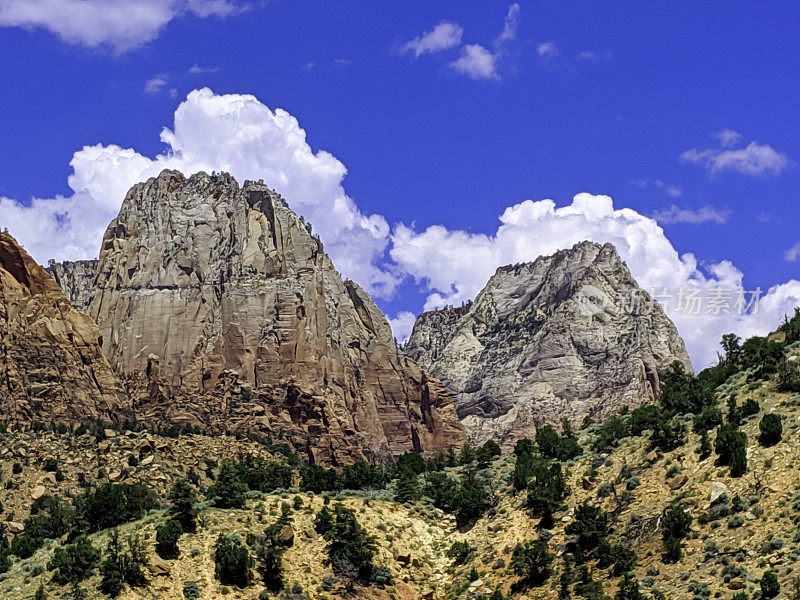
[0,232,128,423]
[86,171,464,464]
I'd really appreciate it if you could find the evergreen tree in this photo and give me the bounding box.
[214,534,252,588]
[169,478,198,532]
[208,461,248,509]
[661,502,691,563]
[759,413,782,446]
[321,503,376,587]
[510,540,553,586]
[761,570,780,599]
[394,466,420,503]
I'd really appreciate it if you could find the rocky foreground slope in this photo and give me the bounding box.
[52,170,464,464]
[2,345,799,600]
[0,232,127,423]
[406,242,691,447]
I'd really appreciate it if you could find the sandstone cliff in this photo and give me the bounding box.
[86,170,464,464]
[406,241,691,447]
[0,232,127,423]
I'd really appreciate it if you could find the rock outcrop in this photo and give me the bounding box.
[45,259,98,312]
[86,170,464,464]
[406,241,691,447]
[0,232,127,423]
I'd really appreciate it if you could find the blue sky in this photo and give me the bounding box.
[1,0,799,367]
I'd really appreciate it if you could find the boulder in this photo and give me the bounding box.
[710,482,729,503]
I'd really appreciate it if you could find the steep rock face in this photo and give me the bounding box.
[406,241,691,447]
[0,232,127,423]
[45,259,98,312]
[88,170,464,464]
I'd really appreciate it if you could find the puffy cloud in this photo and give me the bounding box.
[681,136,790,176]
[144,74,168,95]
[536,42,558,57]
[652,204,730,225]
[390,193,800,368]
[450,44,498,80]
[402,5,519,82]
[387,311,417,345]
[0,88,397,297]
[0,0,246,54]
[400,21,463,57]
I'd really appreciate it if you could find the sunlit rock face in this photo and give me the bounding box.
[84,170,464,465]
[406,241,691,447]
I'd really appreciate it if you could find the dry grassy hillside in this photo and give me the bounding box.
[2,342,800,600]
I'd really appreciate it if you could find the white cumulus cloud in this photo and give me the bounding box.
[387,311,418,345]
[389,193,800,368]
[400,21,463,57]
[0,0,246,54]
[450,44,498,80]
[0,88,397,297]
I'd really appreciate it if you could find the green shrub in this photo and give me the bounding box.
[658,361,712,417]
[425,469,492,527]
[47,535,100,584]
[592,416,629,452]
[74,483,158,533]
[214,535,252,588]
[99,529,148,597]
[169,479,198,533]
[476,439,502,467]
[760,570,780,599]
[447,541,474,565]
[208,461,247,509]
[565,503,610,557]
[299,466,341,493]
[525,461,566,528]
[341,460,385,491]
[693,405,722,433]
[510,540,553,586]
[235,455,295,493]
[321,503,376,585]
[396,452,426,475]
[759,413,782,446]
[661,502,691,563]
[253,517,294,592]
[393,466,420,503]
[156,519,183,558]
[536,423,581,461]
[629,404,661,436]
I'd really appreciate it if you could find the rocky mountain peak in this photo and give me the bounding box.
[406,240,691,447]
[83,169,464,464]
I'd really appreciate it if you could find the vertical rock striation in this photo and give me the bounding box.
[46,259,98,312]
[406,241,691,447]
[86,170,464,464]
